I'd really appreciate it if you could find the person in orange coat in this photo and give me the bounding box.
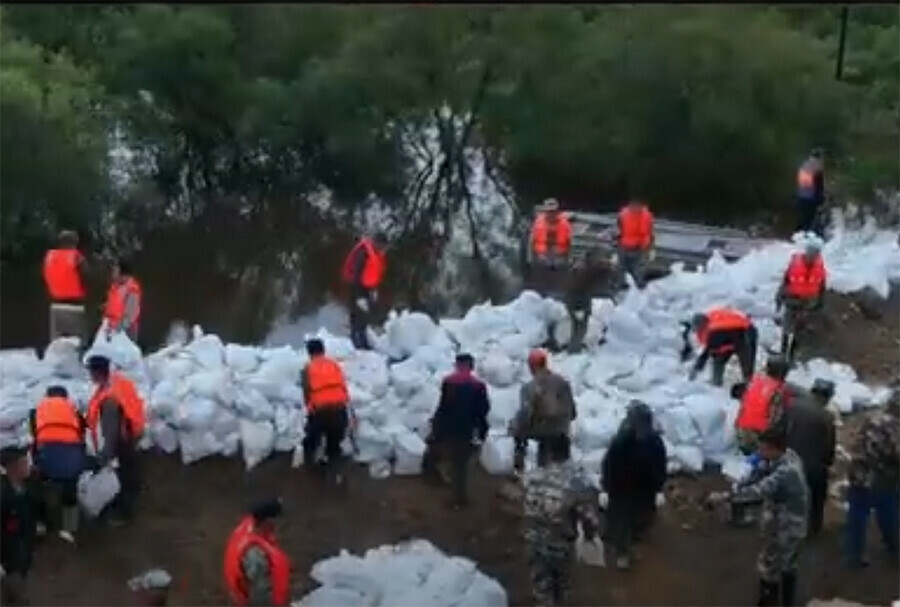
[616,199,654,289]
[528,198,572,297]
[104,258,143,343]
[43,230,88,342]
[85,355,146,526]
[300,339,350,482]
[341,235,387,350]
[776,240,827,360]
[223,499,290,607]
[686,308,758,386]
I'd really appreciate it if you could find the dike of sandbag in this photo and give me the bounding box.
[1,218,898,481]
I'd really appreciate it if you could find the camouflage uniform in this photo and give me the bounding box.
[241,546,274,607]
[845,402,900,564]
[511,371,577,472]
[522,460,600,607]
[731,448,808,604]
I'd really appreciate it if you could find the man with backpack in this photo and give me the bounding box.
[510,349,577,474]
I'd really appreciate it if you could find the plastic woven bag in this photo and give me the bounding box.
[77,466,121,518]
[575,525,605,567]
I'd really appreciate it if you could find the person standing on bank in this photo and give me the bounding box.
[1,446,37,607]
[104,258,143,344]
[43,230,88,343]
[423,353,490,508]
[340,234,387,350]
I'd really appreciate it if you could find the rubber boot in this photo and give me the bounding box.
[756,579,780,607]
[780,572,797,607]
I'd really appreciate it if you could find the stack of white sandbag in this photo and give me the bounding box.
[0,214,897,476]
[294,540,507,607]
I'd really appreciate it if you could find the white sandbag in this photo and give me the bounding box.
[575,527,606,567]
[393,431,426,475]
[390,358,430,399]
[43,337,83,378]
[476,351,518,387]
[78,467,120,518]
[295,587,369,607]
[721,455,752,484]
[0,348,44,383]
[385,311,438,360]
[178,430,221,465]
[225,344,260,374]
[670,444,704,473]
[185,334,225,370]
[479,435,514,475]
[240,419,276,470]
[148,422,179,454]
[574,414,620,451]
[84,327,142,371]
[174,397,219,433]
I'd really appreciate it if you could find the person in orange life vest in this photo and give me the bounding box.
[528,198,572,297]
[43,230,88,342]
[27,385,86,543]
[85,355,146,526]
[795,148,825,235]
[616,199,655,289]
[776,240,827,359]
[300,339,350,478]
[730,357,791,455]
[104,258,142,343]
[687,308,758,387]
[341,234,387,350]
[223,498,290,607]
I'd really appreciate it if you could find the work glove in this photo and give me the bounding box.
[598,492,609,509]
[355,298,369,313]
[371,289,379,303]
[655,492,666,508]
[610,253,619,267]
[573,310,586,322]
[648,248,656,262]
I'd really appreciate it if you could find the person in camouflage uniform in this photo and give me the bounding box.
[562,248,617,354]
[510,350,577,474]
[522,434,600,607]
[845,388,900,567]
[720,428,809,606]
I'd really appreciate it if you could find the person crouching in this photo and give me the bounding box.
[300,339,350,483]
[223,499,290,607]
[423,353,490,508]
[29,385,86,543]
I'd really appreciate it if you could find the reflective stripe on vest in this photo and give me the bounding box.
[736,374,784,432]
[34,397,82,445]
[785,253,826,299]
[340,239,386,289]
[531,212,572,256]
[87,372,146,448]
[306,357,349,411]
[223,516,291,607]
[104,277,142,329]
[43,249,86,301]
[618,205,654,250]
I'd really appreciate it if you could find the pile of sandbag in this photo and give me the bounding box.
[294,540,507,607]
[0,214,898,481]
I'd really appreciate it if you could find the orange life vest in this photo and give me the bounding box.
[697,308,751,355]
[104,277,142,331]
[784,253,826,299]
[531,212,572,256]
[736,374,785,432]
[618,204,654,250]
[305,356,349,412]
[341,238,386,289]
[34,396,83,445]
[223,516,291,607]
[43,249,86,301]
[86,372,146,447]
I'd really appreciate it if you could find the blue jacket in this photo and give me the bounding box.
[431,370,490,442]
[35,443,86,481]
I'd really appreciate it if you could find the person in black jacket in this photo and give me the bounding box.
[423,353,490,508]
[600,402,668,570]
[782,378,837,536]
[1,446,37,606]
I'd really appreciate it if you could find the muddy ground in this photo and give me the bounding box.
[27,290,900,607]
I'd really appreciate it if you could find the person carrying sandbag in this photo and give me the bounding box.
[85,355,146,526]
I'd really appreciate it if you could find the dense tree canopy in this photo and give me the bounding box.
[1,5,897,342]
